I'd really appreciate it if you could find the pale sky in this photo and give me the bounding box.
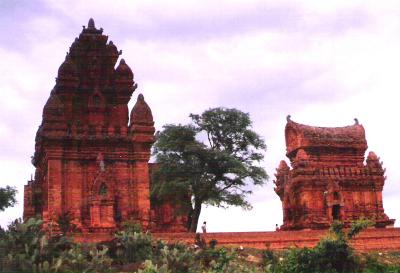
[1,0,399,231]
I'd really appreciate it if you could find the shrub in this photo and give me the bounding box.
[158,245,195,273]
[0,218,114,273]
[60,244,114,273]
[196,247,236,272]
[138,260,169,273]
[113,229,153,264]
[361,254,387,273]
[0,218,58,272]
[271,219,376,273]
[207,248,236,272]
[261,248,279,270]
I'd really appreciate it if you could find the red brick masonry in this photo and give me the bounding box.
[72,228,400,252]
[275,118,395,230]
[154,228,400,251]
[23,18,186,233]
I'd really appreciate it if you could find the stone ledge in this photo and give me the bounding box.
[153,227,400,251]
[71,228,400,252]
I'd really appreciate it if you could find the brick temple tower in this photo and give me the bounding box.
[23,19,156,232]
[274,116,395,230]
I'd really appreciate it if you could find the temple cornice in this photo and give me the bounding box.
[285,118,367,156]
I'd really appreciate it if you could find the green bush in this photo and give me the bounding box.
[361,254,387,273]
[195,247,237,272]
[113,229,153,264]
[60,244,114,273]
[261,248,279,272]
[265,220,379,273]
[138,260,169,273]
[0,218,114,273]
[157,244,195,273]
[0,218,61,272]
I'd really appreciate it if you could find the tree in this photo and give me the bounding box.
[0,186,17,211]
[152,107,268,232]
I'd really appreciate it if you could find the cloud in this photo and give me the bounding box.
[38,0,373,41]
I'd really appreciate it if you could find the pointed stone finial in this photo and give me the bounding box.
[278,160,289,170]
[88,18,95,29]
[129,93,154,127]
[367,151,378,161]
[115,58,133,80]
[367,151,382,169]
[354,118,359,125]
[286,115,291,122]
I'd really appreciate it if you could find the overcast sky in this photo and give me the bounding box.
[1,0,399,231]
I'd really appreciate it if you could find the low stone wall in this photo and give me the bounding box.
[72,227,400,252]
[153,228,400,251]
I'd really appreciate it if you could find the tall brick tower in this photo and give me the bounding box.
[274,116,395,230]
[23,19,155,232]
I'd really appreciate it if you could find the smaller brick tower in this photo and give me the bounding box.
[274,116,395,230]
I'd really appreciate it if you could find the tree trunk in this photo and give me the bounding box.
[186,208,193,231]
[189,200,202,233]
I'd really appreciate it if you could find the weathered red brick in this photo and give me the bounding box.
[275,117,395,230]
[23,19,186,235]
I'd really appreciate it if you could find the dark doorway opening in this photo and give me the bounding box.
[333,192,340,200]
[332,204,341,220]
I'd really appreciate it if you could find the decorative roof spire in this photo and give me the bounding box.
[278,160,289,171]
[88,18,95,29]
[130,94,154,127]
[115,58,134,81]
[367,151,378,161]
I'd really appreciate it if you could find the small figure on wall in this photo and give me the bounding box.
[201,221,207,233]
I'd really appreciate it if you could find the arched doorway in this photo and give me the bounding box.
[332,204,341,220]
[89,174,116,229]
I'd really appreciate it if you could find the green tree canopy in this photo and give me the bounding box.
[152,107,268,232]
[0,186,17,211]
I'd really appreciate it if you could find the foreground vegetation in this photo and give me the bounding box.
[0,185,17,211]
[1,218,400,273]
